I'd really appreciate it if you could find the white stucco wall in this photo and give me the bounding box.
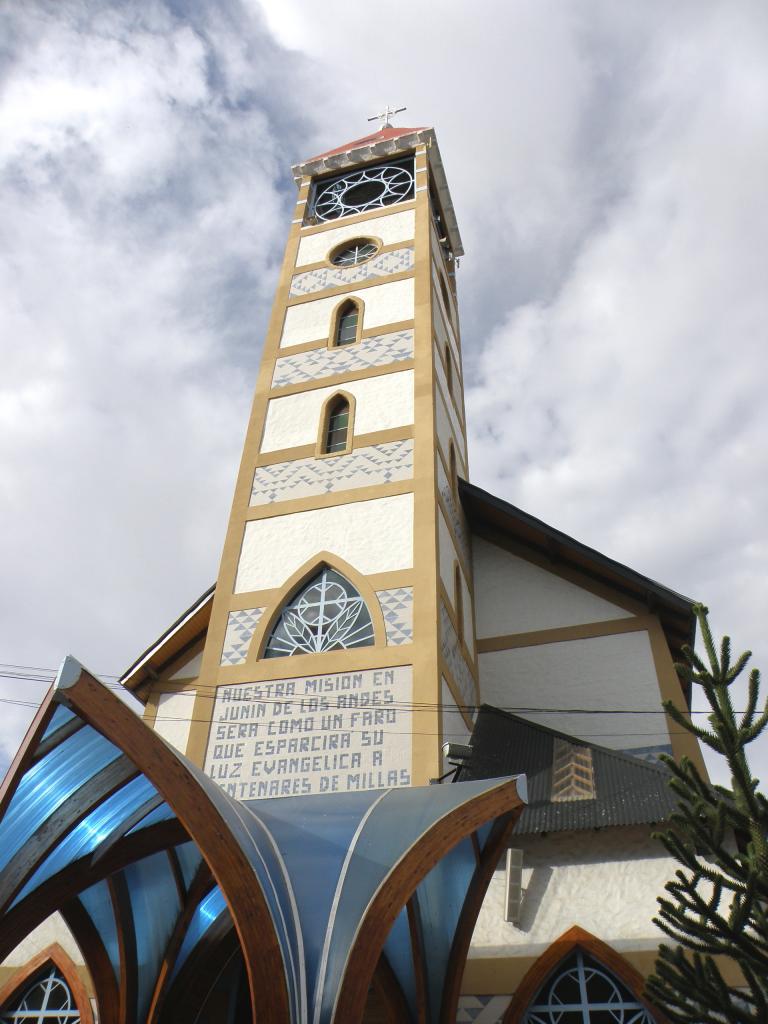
[2,913,83,966]
[473,537,633,638]
[153,690,196,754]
[438,507,456,596]
[434,344,465,445]
[260,370,414,452]
[169,650,202,680]
[235,493,414,592]
[280,278,414,348]
[432,280,461,371]
[470,826,676,958]
[296,209,416,267]
[479,630,670,751]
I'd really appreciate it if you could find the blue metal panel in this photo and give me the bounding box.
[126,801,175,833]
[78,880,120,982]
[41,705,76,739]
[0,727,122,872]
[12,776,158,906]
[382,907,417,1012]
[124,851,182,1021]
[175,841,203,890]
[171,885,228,981]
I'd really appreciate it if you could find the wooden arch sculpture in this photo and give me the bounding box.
[0,661,290,1024]
[502,925,665,1024]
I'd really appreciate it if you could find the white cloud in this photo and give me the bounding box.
[1,0,767,791]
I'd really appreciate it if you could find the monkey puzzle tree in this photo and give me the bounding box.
[647,604,768,1023]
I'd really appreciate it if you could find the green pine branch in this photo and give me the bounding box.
[647,605,768,1022]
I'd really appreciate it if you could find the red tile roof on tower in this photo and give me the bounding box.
[305,126,429,164]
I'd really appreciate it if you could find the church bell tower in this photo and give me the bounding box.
[175,122,478,797]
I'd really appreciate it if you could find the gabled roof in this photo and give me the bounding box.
[119,584,213,696]
[303,126,429,163]
[459,478,697,670]
[457,704,678,835]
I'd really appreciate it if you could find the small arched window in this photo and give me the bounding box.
[522,949,657,1023]
[334,299,360,347]
[323,395,351,454]
[454,564,464,644]
[445,345,453,396]
[448,441,458,499]
[265,567,375,657]
[0,965,80,1023]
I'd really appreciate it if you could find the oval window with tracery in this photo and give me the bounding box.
[524,950,657,1024]
[330,240,379,266]
[264,568,375,657]
[0,966,80,1024]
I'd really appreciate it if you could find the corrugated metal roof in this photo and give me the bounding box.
[458,704,678,834]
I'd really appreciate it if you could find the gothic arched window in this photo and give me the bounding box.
[333,300,360,347]
[322,395,352,454]
[264,567,375,657]
[523,949,656,1024]
[0,966,80,1024]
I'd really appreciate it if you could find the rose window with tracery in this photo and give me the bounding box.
[0,966,80,1024]
[264,568,375,658]
[524,950,656,1024]
[311,158,414,223]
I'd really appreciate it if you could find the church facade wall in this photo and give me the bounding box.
[295,208,415,267]
[478,629,671,754]
[234,493,414,593]
[279,278,414,348]
[259,368,414,452]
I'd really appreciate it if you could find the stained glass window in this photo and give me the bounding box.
[311,158,415,222]
[524,950,656,1024]
[331,240,378,266]
[264,567,375,658]
[335,302,359,346]
[0,966,80,1023]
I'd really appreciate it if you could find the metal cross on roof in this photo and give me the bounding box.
[367,105,407,129]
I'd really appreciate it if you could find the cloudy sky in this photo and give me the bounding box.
[1,0,766,787]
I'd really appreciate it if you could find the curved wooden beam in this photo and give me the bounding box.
[109,873,138,1024]
[158,911,239,1024]
[0,941,94,1024]
[332,777,525,1023]
[0,690,55,819]
[502,924,667,1024]
[370,954,413,1024]
[0,756,138,913]
[406,896,428,1024]
[0,820,187,961]
[56,663,290,1024]
[61,896,121,1024]
[439,817,518,1023]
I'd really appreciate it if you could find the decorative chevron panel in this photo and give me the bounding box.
[271,329,414,388]
[457,995,510,1023]
[440,601,476,709]
[220,607,265,666]
[250,439,414,505]
[437,457,472,564]
[289,246,414,296]
[376,587,414,645]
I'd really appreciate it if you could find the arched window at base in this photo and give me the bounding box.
[504,928,661,1024]
[523,949,657,1024]
[0,946,93,1024]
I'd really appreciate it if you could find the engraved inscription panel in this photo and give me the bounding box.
[205,666,413,799]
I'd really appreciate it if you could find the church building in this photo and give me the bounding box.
[0,120,709,1024]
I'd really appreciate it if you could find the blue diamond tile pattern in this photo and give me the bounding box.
[289,246,415,297]
[250,440,414,505]
[271,329,414,389]
[220,607,266,666]
[456,995,511,1023]
[376,587,414,645]
[440,601,477,709]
